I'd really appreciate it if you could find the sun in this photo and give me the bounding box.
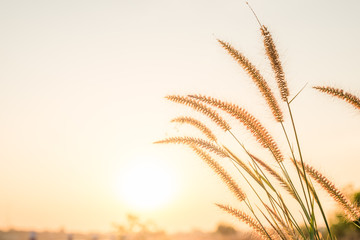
[118,156,176,210]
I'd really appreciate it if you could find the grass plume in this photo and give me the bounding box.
[298,160,360,222]
[192,146,247,202]
[216,204,272,240]
[217,39,284,122]
[261,26,289,101]
[157,9,359,239]
[165,95,231,131]
[154,136,228,158]
[313,86,360,110]
[171,116,217,142]
[189,94,284,162]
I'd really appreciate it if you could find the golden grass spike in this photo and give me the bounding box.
[171,116,217,142]
[299,160,360,221]
[250,154,295,199]
[222,146,261,183]
[192,147,246,202]
[217,39,284,122]
[216,204,272,240]
[261,26,289,101]
[154,136,228,158]
[313,86,360,110]
[165,95,231,131]
[189,94,284,162]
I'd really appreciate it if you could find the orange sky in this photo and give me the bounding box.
[0,0,359,233]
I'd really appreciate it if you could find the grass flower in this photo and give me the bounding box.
[156,10,359,239]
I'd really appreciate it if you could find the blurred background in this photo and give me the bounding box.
[0,0,359,239]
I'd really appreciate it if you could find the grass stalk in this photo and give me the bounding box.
[157,12,359,239]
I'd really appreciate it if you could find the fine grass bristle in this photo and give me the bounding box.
[261,26,289,101]
[216,204,271,240]
[158,9,359,238]
[313,86,360,110]
[192,147,247,202]
[217,39,284,122]
[298,160,360,221]
[154,136,229,158]
[165,95,231,131]
[189,94,284,162]
[171,116,217,142]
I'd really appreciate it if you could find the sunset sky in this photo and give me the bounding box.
[0,0,360,234]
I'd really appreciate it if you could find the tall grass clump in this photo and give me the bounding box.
[155,6,360,240]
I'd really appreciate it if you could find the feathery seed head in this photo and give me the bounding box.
[261,26,289,101]
[171,116,217,142]
[313,86,360,110]
[216,204,271,240]
[165,95,231,131]
[217,39,284,122]
[192,147,246,202]
[299,160,360,221]
[154,136,229,158]
[189,95,284,162]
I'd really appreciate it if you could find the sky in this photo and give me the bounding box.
[0,0,360,234]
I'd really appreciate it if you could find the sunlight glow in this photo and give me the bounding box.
[118,156,176,210]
